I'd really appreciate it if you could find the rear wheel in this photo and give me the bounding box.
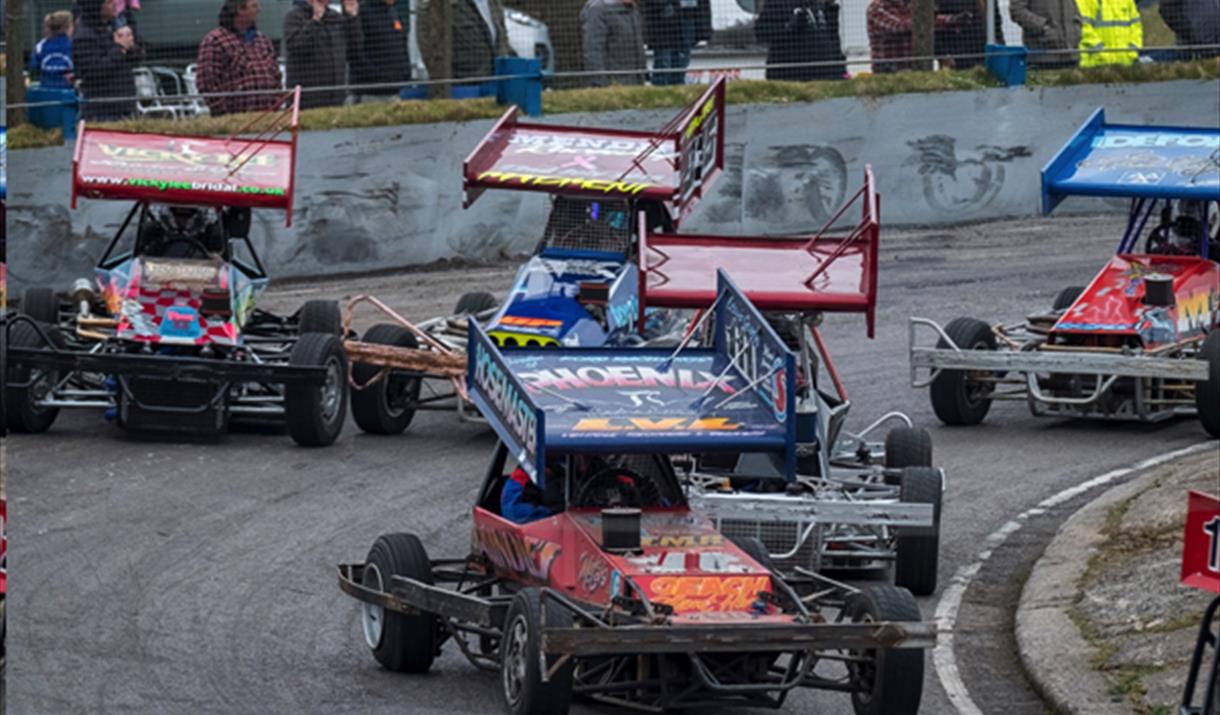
[929,317,996,426]
[351,324,422,435]
[284,333,348,447]
[845,585,925,715]
[5,321,63,433]
[1197,331,1219,439]
[20,287,59,325]
[883,427,932,485]
[1052,285,1085,311]
[298,300,343,336]
[362,533,438,673]
[894,467,942,597]
[501,588,573,715]
[454,291,497,316]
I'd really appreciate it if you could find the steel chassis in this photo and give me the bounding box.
[337,556,934,711]
[1182,594,1220,715]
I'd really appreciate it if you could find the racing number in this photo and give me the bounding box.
[678,107,720,205]
[1206,516,1220,574]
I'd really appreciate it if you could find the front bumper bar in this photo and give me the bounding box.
[7,346,327,385]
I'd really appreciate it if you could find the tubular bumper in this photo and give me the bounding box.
[7,346,327,385]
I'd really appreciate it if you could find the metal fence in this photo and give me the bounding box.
[9,0,1217,120]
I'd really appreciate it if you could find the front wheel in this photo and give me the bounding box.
[928,317,997,426]
[5,321,63,433]
[894,467,942,596]
[298,300,343,336]
[351,324,421,435]
[845,585,925,715]
[362,533,438,672]
[1197,331,1219,438]
[501,589,573,715]
[284,333,348,447]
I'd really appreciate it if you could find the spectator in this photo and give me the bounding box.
[755,0,847,81]
[1160,0,1220,59]
[113,0,139,31]
[418,0,512,84]
[1075,0,1142,66]
[935,0,1005,69]
[283,0,364,109]
[582,0,647,86]
[867,0,965,73]
[1009,0,1082,67]
[29,11,76,90]
[352,0,411,99]
[643,0,711,86]
[196,0,283,117]
[74,0,143,121]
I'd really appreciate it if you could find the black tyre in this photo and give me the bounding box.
[1197,331,1220,439]
[883,427,933,485]
[730,535,776,573]
[284,333,348,447]
[1052,285,1085,311]
[298,300,343,336]
[501,588,573,715]
[928,317,996,426]
[351,324,421,435]
[5,321,63,433]
[21,287,59,325]
[844,584,925,715]
[454,291,497,316]
[362,533,438,673]
[894,467,942,597]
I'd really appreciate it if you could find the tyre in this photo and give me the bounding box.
[501,588,574,715]
[1052,285,1085,312]
[284,333,348,447]
[894,467,942,597]
[298,300,343,336]
[1197,331,1220,439]
[351,324,422,435]
[454,291,497,316]
[844,584,924,715]
[21,287,59,325]
[730,535,776,573]
[362,533,438,673]
[883,427,933,485]
[928,317,996,426]
[5,321,63,433]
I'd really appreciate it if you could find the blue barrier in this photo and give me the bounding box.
[398,82,497,101]
[26,86,79,138]
[985,44,1028,87]
[494,57,542,117]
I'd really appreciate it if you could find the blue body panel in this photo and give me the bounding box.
[1042,108,1220,215]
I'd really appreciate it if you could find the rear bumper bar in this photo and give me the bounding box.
[7,346,326,385]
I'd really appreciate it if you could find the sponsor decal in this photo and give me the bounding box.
[518,365,735,395]
[508,133,677,160]
[1178,289,1218,335]
[474,524,560,582]
[472,340,539,459]
[499,315,564,329]
[81,174,285,196]
[97,141,278,167]
[142,259,223,284]
[572,416,741,432]
[607,296,638,331]
[639,533,723,548]
[577,552,610,593]
[478,171,651,196]
[628,550,748,575]
[1091,133,1220,149]
[1205,516,1220,574]
[722,294,788,422]
[684,93,717,140]
[647,575,769,613]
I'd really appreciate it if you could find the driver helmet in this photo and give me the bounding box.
[1169,200,1205,255]
[151,205,224,254]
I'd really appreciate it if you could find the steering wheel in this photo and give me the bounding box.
[574,467,662,509]
[159,236,213,259]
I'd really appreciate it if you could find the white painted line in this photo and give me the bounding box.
[933,441,1215,715]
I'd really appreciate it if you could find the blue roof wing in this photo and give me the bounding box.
[467,320,546,484]
[1041,108,1220,215]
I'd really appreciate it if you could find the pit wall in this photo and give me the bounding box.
[8,79,1217,293]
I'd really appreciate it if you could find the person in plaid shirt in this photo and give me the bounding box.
[196,0,282,117]
[867,0,968,73]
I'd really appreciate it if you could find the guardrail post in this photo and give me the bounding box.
[495,57,542,117]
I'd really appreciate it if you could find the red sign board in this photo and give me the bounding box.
[1182,490,1220,594]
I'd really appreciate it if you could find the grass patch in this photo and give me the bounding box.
[9,58,1218,151]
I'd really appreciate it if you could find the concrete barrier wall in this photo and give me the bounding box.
[8,79,1218,294]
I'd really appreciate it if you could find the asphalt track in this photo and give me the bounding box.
[8,213,1214,714]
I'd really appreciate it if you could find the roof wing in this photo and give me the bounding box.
[466,267,797,484]
[462,78,726,226]
[640,167,881,337]
[1042,107,1220,215]
[71,88,302,225]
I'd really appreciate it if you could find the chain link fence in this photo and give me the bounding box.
[7,0,1218,122]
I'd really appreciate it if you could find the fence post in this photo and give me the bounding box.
[5,0,27,126]
[423,0,452,100]
[912,0,936,71]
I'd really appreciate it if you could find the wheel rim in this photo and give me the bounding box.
[381,373,416,419]
[502,615,528,707]
[320,356,342,422]
[360,563,385,650]
[28,369,58,415]
[963,340,995,406]
[849,611,878,705]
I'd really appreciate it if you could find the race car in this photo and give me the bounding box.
[338,274,936,715]
[637,177,944,595]
[5,90,350,446]
[910,109,1220,437]
[341,79,726,435]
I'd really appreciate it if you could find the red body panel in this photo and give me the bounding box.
[1181,491,1220,594]
[472,507,783,623]
[1052,254,1220,347]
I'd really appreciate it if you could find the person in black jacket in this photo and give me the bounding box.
[643,0,711,85]
[73,0,144,121]
[352,0,411,98]
[755,0,846,81]
[1160,0,1220,59]
[934,0,1004,69]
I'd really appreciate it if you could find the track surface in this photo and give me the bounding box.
[8,214,1212,714]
